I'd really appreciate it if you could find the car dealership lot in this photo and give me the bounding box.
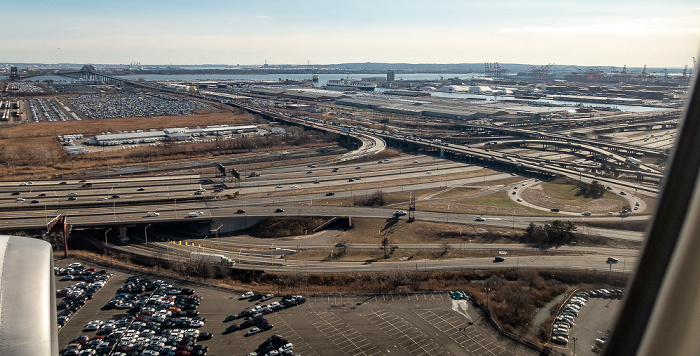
[57,260,536,355]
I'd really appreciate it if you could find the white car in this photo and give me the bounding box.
[426,171,432,174]
[516,198,523,202]
[475,216,485,221]
[240,291,254,300]
[394,210,407,216]
[146,212,159,217]
[98,197,109,201]
[275,185,283,188]
[290,185,298,188]
[16,197,25,202]
[188,211,203,217]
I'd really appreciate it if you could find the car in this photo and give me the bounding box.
[146,212,159,217]
[68,192,78,196]
[112,194,121,198]
[516,198,522,202]
[188,211,203,217]
[426,171,432,174]
[16,197,25,202]
[197,332,213,341]
[581,211,592,216]
[394,210,407,216]
[290,185,298,188]
[620,191,627,195]
[550,208,560,212]
[607,257,620,264]
[68,196,77,201]
[413,160,419,163]
[475,216,485,221]
[214,188,224,192]
[511,191,516,195]
[98,197,108,201]
[236,209,246,214]
[306,171,313,174]
[348,179,354,182]
[635,201,640,206]
[38,192,47,196]
[245,327,261,337]
[275,185,283,188]
[494,256,505,262]
[634,206,639,210]
[325,192,335,196]
[10,191,20,196]
[355,166,361,169]
[30,199,40,203]
[274,208,284,213]
[240,292,254,300]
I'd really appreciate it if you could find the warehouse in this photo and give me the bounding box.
[86,125,257,146]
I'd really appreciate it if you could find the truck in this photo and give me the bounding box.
[190,252,235,265]
[626,157,642,167]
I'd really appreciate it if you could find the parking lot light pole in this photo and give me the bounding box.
[145,224,151,244]
[573,337,578,356]
[104,228,112,246]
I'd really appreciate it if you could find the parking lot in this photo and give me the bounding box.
[56,259,538,355]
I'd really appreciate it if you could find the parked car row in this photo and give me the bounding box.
[247,334,295,356]
[60,275,211,356]
[550,288,624,346]
[223,294,307,338]
[55,264,112,330]
[550,290,590,345]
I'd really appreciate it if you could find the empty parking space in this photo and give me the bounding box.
[415,308,533,356]
[364,308,446,355]
[303,311,384,356]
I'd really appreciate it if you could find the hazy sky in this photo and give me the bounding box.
[3,0,699,67]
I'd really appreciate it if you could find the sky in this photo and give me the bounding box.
[2,0,699,67]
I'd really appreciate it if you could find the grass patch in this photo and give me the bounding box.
[457,191,521,207]
[433,187,481,198]
[335,218,522,244]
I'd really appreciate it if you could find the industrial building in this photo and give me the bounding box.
[86,125,257,146]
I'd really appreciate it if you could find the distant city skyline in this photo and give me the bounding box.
[2,1,699,68]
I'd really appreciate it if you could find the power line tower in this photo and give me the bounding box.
[408,193,416,222]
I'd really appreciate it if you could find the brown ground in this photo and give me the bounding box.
[522,183,624,213]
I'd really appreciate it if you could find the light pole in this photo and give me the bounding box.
[104,228,112,246]
[144,224,151,244]
[210,224,223,245]
[572,337,578,356]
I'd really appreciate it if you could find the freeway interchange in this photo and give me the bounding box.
[0,100,674,274]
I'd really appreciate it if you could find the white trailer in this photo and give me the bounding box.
[190,252,235,265]
[626,157,642,167]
